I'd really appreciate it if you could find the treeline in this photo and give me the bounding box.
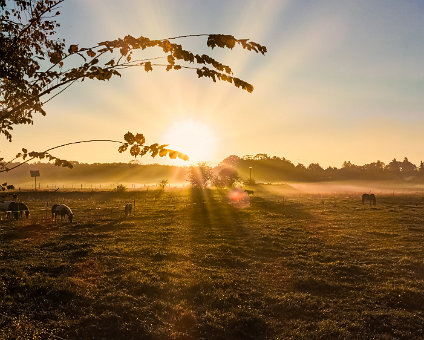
[222,155,424,182]
[3,155,424,186]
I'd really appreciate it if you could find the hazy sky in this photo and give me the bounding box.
[3,0,424,167]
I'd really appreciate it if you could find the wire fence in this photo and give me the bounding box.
[5,183,188,191]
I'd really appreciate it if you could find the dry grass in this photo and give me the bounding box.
[1,188,424,339]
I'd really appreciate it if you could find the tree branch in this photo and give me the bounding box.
[1,139,124,173]
[3,0,64,58]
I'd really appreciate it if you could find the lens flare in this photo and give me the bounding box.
[228,188,250,208]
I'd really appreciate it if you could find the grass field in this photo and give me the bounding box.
[1,187,424,339]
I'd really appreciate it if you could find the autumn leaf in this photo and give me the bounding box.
[169,150,178,159]
[49,51,62,64]
[120,46,128,56]
[124,132,135,144]
[144,62,153,72]
[118,144,128,153]
[130,145,141,156]
[68,44,79,54]
[86,49,96,58]
[178,153,189,161]
[134,133,145,145]
[105,59,115,67]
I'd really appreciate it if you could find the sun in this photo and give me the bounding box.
[163,119,217,164]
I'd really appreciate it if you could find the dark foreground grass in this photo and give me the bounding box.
[1,188,424,339]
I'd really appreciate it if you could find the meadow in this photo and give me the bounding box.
[1,186,424,339]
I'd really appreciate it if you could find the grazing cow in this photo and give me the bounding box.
[125,203,133,216]
[17,202,30,218]
[52,204,73,222]
[362,193,376,206]
[0,201,26,219]
[244,189,254,196]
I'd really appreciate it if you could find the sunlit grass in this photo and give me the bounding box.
[1,189,424,338]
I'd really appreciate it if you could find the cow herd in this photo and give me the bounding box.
[0,193,376,222]
[0,200,75,222]
[0,200,136,222]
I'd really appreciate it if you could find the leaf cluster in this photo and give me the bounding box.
[207,34,267,55]
[118,131,189,161]
[14,148,73,168]
[0,182,15,191]
[0,144,73,182]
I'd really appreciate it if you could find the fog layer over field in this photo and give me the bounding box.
[3,162,424,194]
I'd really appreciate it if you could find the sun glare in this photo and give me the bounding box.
[163,119,217,164]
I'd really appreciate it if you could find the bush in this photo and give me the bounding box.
[116,184,127,192]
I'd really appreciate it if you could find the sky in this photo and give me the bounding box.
[3,0,424,168]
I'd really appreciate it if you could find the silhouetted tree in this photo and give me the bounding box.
[401,157,417,176]
[116,184,127,192]
[325,166,338,180]
[418,161,424,180]
[212,166,239,188]
[340,161,362,179]
[385,158,402,177]
[220,155,241,167]
[362,161,386,179]
[294,163,308,180]
[187,163,213,188]
[254,153,269,160]
[159,179,168,190]
[307,163,325,181]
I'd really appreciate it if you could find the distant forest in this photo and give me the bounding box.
[2,154,424,187]
[223,154,424,183]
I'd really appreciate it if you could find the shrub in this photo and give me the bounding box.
[116,184,127,192]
